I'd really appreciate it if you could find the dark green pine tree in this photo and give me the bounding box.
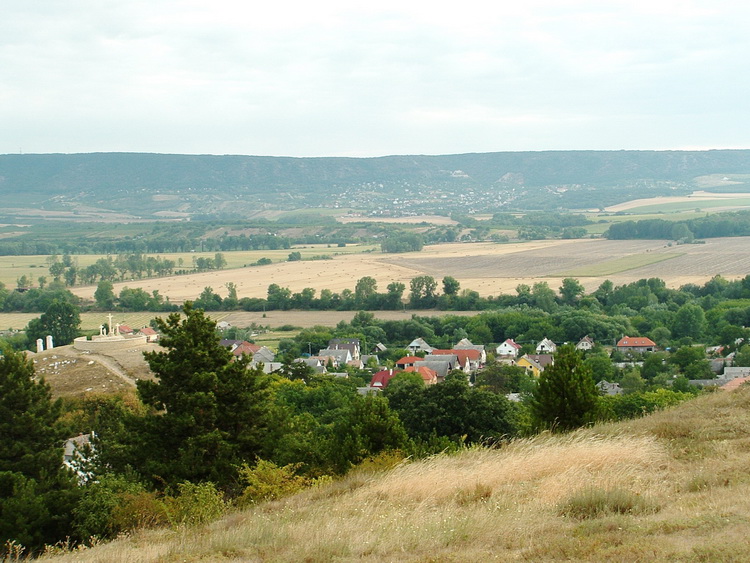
[0,348,78,551]
[531,344,600,432]
[133,303,271,489]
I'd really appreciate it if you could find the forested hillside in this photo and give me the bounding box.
[2,150,750,217]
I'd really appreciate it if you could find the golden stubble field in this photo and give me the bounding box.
[66,236,750,304]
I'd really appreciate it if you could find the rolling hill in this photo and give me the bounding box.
[2,150,750,218]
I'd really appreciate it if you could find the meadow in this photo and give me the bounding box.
[39,387,750,562]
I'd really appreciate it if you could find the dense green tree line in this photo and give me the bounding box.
[605,210,750,240]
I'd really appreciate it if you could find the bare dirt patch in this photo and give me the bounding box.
[29,344,159,398]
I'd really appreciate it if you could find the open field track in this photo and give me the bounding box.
[57,237,750,305]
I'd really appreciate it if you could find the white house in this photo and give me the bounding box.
[536,338,557,354]
[496,338,522,358]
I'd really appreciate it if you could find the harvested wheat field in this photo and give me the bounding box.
[68,237,750,304]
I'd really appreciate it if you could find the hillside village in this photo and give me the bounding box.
[213,328,750,397]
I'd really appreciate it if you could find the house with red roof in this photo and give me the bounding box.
[616,336,656,354]
[396,356,423,369]
[369,369,399,389]
[138,327,159,342]
[496,338,522,359]
[232,341,262,358]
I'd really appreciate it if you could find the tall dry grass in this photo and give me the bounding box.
[40,388,750,562]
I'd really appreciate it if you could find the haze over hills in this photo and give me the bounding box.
[2,150,750,219]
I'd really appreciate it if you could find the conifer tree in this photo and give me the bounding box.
[531,344,600,431]
[0,349,78,551]
[133,303,271,489]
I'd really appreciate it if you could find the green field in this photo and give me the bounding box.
[555,252,684,277]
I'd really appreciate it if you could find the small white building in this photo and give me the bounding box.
[536,338,557,354]
[496,338,522,358]
[576,335,595,351]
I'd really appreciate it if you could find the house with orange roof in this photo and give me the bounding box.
[616,336,656,354]
[454,338,487,364]
[396,356,423,369]
[138,327,159,342]
[403,365,438,385]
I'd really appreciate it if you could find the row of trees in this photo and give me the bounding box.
[46,252,228,287]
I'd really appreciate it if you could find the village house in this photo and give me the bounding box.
[616,336,657,354]
[414,359,452,382]
[369,369,399,389]
[396,356,422,370]
[596,380,623,396]
[423,353,464,373]
[317,347,353,366]
[295,357,327,374]
[430,348,482,371]
[454,338,487,364]
[63,433,94,484]
[328,338,361,360]
[576,335,595,351]
[402,365,439,385]
[535,338,557,354]
[138,326,159,342]
[408,337,433,355]
[516,354,554,377]
[495,338,522,359]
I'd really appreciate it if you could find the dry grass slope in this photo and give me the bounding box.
[41,387,750,562]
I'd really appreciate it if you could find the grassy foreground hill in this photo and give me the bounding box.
[40,387,750,562]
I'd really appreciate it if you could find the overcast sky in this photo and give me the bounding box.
[2,0,748,157]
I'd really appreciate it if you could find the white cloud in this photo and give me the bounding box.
[1,0,749,155]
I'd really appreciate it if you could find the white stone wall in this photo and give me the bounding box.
[73,335,148,352]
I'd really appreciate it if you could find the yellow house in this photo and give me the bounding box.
[516,354,554,377]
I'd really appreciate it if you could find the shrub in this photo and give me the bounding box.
[237,460,311,506]
[72,474,149,540]
[110,491,169,532]
[165,482,227,527]
[558,487,658,519]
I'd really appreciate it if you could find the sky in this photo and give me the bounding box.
[2,0,749,157]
